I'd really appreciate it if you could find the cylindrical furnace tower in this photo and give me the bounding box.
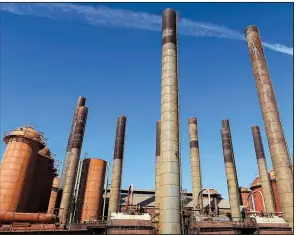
[0,126,46,213]
[245,26,293,228]
[48,177,60,214]
[25,146,55,213]
[60,96,86,190]
[251,126,275,213]
[74,158,106,222]
[108,116,127,215]
[220,120,241,222]
[59,106,88,224]
[159,8,181,234]
[155,121,161,212]
[188,117,202,210]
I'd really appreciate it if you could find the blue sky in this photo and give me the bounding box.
[0,3,293,199]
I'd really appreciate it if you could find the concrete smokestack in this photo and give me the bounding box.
[59,106,88,224]
[60,96,86,189]
[221,120,241,222]
[108,116,127,215]
[188,117,202,209]
[251,126,275,213]
[245,26,293,228]
[155,121,161,212]
[159,8,181,234]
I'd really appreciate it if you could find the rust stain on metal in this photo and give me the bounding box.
[113,116,127,160]
[245,25,293,228]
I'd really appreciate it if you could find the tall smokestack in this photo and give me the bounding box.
[59,106,88,224]
[245,26,293,228]
[221,120,241,222]
[108,116,127,215]
[159,8,181,234]
[155,121,161,212]
[251,126,275,213]
[60,96,86,190]
[188,117,202,209]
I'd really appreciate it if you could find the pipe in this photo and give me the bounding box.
[59,106,88,224]
[47,177,60,214]
[108,116,127,215]
[0,212,57,224]
[246,190,266,213]
[245,26,293,228]
[188,117,202,211]
[102,162,109,221]
[221,120,241,222]
[251,126,276,213]
[155,121,161,212]
[159,8,181,234]
[60,96,86,190]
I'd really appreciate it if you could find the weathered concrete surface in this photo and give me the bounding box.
[245,26,293,229]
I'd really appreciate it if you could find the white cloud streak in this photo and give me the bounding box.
[0,3,293,56]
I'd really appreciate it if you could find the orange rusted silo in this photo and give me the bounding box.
[48,177,60,214]
[75,158,106,222]
[0,126,46,213]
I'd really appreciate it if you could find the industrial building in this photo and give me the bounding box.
[0,7,293,235]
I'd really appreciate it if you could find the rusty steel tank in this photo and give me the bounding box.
[47,177,60,214]
[75,158,106,223]
[0,126,46,213]
[25,146,54,213]
[38,152,56,213]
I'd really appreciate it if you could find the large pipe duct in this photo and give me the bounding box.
[60,96,86,190]
[221,120,241,222]
[188,117,202,210]
[251,126,275,213]
[245,26,293,228]
[108,116,127,215]
[59,106,88,224]
[159,8,181,234]
[155,121,161,212]
[47,177,60,214]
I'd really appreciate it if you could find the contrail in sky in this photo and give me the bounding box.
[0,3,293,56]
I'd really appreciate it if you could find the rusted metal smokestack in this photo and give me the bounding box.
[245,26,293,228]
[155,121,161,212]
[221,120,241,222]
[188,117,202,210]
[59,106,88,224]
[159,8,181,234]
[108,116,127,215]
[60,96,86,190]
[251,126,275,213]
